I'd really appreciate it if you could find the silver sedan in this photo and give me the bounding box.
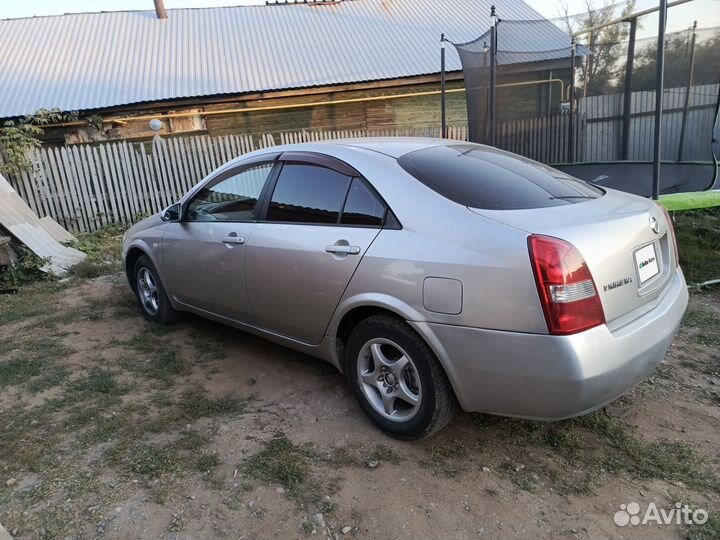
[122,138,688,439]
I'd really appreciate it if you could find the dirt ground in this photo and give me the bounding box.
[0,277,718,540]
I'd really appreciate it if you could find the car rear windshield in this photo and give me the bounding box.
[397,144,604,210]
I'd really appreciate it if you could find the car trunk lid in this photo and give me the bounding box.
[469,189,676,327]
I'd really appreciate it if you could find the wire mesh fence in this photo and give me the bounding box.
[447,0,720,190]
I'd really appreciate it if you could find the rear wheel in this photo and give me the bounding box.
[345,315,456,440]
[133,255,181,324]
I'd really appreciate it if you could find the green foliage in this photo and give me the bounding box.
[0,108,78,177]
[196,453,221,472]
[129,444,182,477]
[633,29,720,91]
[673,208,720,285]
[243,435,313,497]
[563,0,637,95]
[0,122,42,176]
[0,245,49,289]
[178,390,248,419]
[684,508,720,540]
[67,224,126,277]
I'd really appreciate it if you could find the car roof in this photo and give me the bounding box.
[326,137,452,159]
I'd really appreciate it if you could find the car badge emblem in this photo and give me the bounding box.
[649,216,659,234]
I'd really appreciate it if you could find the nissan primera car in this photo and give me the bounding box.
[122,138,688,439]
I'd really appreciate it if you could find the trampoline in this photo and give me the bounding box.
[443,0,720,204]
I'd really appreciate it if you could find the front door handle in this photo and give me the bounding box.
[325,244,360,255]
[222,234,245,245]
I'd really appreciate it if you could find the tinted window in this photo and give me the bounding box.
[267,163,351,224]
[186,163,274,221]
[397,144,604,210]
[341,179,386,226]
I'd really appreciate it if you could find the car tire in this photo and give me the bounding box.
[345,315,457,440]
[133,255,181,325]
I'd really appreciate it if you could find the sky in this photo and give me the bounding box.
[1,0,718,38]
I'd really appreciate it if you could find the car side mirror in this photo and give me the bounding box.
[161,203,181,222]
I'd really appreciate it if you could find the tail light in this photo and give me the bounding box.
[528,235,605,335]
[658,204,679,268]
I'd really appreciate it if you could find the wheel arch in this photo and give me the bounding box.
[329,295,463,408]
[124,246,147,291]
[123,241,162,292]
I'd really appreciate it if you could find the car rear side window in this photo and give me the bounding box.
[267,163,352,224]
[185,162,274,222]
[397,144,603,210]
[340,179,386,226]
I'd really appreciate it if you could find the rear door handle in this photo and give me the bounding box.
[325,245,361,255]
[222,235,245,245]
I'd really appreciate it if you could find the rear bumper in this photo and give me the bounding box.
[412,269,688,420]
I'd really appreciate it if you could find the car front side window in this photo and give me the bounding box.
[185,162,275,222]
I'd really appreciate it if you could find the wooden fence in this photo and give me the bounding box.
[2,126,468,233]
[2,82,715,235]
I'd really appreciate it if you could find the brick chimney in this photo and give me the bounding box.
[153,0,168,19]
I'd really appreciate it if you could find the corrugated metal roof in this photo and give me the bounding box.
[0,0,576,118]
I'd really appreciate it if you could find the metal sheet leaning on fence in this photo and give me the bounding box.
[0,172,85,275]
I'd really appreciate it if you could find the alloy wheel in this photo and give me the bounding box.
[356,338,422,421]
[137,267,160,316]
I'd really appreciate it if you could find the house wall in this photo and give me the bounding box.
[36,64,571,145]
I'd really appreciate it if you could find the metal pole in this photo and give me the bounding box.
[441,34,447,139]
[489,5,497,146]
[652,0,668,200]
[678,21,697,161]
[621,17,637,160]
[572,0,691,37]
[568,37,576,163]
[153,0,168,19]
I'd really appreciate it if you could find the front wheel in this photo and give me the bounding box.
[133,255,181,324]
[345,315,457,440]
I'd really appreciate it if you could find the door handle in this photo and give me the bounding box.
[222,235,245,245]
[325,244,360,255]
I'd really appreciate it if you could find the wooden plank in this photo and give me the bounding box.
[140,143,163,213]
[72,145,101,232]
[43,148,73,230]
[125,142,151,218]
[56,147,85,231]
[83,145,110,228]
[106,143,132,224]
[183,137,203,192]
[152,138,174,209]
[111,142,138,223]
[166,137,187,198]
[34,150,59,224]
[175,137,196,194]
[122,141,147,219]
[16,160,41,222]
[25,151,50,222]
[96,143,121,224]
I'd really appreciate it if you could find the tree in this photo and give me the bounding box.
[631,27,720,91]
[0,108,78,177]
[561,0,637,95]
